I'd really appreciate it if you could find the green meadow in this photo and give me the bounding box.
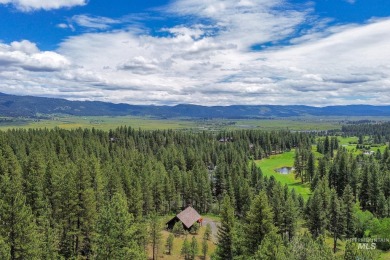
[0,115,345,131]
[338,136,388,156]
[4,115,390,132]
[256,150,312,200]
[0,116,197,131]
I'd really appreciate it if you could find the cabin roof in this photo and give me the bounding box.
[176,206,201,228]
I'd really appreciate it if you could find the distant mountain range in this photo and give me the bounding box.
[1,92,390,118]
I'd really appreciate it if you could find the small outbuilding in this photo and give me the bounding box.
[166,206,202,230]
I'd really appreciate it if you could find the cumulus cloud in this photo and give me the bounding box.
[164,0,309,50]
[0,0,86,11]
[0,40,70,72]
[1,0,390,106]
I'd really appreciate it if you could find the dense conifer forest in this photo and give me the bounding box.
[0,125,389,259]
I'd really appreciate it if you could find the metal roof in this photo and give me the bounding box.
[176,206,201,228]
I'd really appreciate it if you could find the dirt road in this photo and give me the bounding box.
[202,218,219,243]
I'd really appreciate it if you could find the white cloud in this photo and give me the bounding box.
[10,40,39,54]
[1,0,390,106]
[164,0,309,50]
[0,0,86,11]
[70,15,120,29]
[0,40,70,72]
[57,23,69,29]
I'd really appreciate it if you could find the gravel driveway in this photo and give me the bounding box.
[202,218,219,243]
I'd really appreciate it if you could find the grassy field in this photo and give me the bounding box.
[255,150,312,200]
[234,118,341,131]
[379,251,390,260]
[338,136,388,156]
[2,115,390,132]
[0,116,197,131]
[148,222,217,260]
[0,115,345,131]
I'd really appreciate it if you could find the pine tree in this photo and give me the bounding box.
[173,221,185,237]
[214,154,227,199]
[377,192,387,218]
[166,234,174,255]
[204,223,212,241]
[288,233,334,260]
[149,214,162,260]
[311,172,320,191]
[342,185,356,238]
[0,190,42,260]
[0,146,42,260]
[243,191,275,256]
[202,238,208,260]
[283,195,298,241]
[237,179,252,217]
[349,160,359,200]
[190,236,198,260]
[294,149,304,183]
[359,164,370,210]
[24,150,46,219]
[254,231,287,260]
[191,222,200,235]
[57,162,79,258]
[317,157,328,179]
[324,136,330,155]
[328,189,345,253]
[96,192,144,259]
[307,179,330,238]
[75,159,98,258]
[306,152,315,183]
[181,237,191,260]
[369,163,381,214]
[127,176,143,220]
[270,184,285,233]
[216,195,235,260]
[39,210,61,260]
[0,235,10,260]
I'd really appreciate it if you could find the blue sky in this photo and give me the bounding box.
[0,0,390,106]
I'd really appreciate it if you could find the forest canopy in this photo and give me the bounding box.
[0,125,389,259]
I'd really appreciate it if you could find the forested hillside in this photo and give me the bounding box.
[3,92,390,118]
[0,127,389,259]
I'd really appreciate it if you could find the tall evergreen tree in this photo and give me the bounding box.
[190,236,198,260]
[166,234,174,255]
[181,237,191,260]
[0,235,10,260]
[216,195,235,260]
[307,179,330,238]
[149,214,162,260]
[283,195,298,241]
[254,231,287,260]
[324,136,330,155]
[306,152,315,183]
[0,146,42,260]
[328,189,345,253]
[243,191,275,256]
[96,192,144,259]
[342,185,356,238]
[369,163,381,214]
[359,165,370,210]
[202,238,208,260]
